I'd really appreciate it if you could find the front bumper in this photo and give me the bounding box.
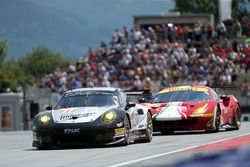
[153,115,214,131]
[32,122,125,147]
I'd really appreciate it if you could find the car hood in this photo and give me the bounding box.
[149,102,209,121]
[52,106,116,123]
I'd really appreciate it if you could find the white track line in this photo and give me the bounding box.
[108,133,250,167]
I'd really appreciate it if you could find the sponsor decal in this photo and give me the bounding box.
[138,124,145,128]
[86,108,97,113]
[59,108,76,113]
[160,87,208,94]
[64,128,80,134]
[60,112,96,120]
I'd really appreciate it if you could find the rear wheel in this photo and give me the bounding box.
[136,112,153,143]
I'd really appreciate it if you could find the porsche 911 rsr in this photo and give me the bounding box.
[32,87,153,149]
[147,86,241,134]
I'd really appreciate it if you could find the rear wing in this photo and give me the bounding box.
[124,90,153,103]
[211,85,240,95]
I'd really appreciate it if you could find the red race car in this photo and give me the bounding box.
[147,86,241,134]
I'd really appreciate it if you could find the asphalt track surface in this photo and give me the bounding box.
[0,122,250,167]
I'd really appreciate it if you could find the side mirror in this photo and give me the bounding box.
[220,95,229,106]
[220,95,227,100]
[125,102,136,110]
[139,98,146,103]
[45,104,53,110]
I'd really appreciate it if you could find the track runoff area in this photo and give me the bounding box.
[109,122,250,167]
[0,123,249,167]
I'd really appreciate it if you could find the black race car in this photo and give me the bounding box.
[32,87,153,149]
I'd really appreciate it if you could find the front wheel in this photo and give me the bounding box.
[36,145,51,150]
[232,106,241,130]
[214,108,221,132]
[34,141,52,150]
[206,108,220,133]
[122,116,130,145]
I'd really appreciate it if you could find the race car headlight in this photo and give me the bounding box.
[102,111,117,123]
[193,103,208,115]
[38,114,51,126]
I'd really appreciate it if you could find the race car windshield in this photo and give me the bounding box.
[55,92,119,109]
[152,90,209,103]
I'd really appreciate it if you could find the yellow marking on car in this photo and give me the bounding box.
[115,128,125,134]
[204,113,213,117]
[143,103,162,108]
[32,131,37,137]
[160,87,208,94]
[193,103,208,114]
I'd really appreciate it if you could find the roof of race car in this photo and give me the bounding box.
[65,87,121,93]
[159,85,209,94]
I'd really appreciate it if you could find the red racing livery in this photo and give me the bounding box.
[147,86,241,134]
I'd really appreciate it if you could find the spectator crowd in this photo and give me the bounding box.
[39,19,250,95]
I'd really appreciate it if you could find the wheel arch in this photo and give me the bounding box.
[217,103,222,115]
[235,102,241,115]
[125,113,132,128]
[148,109,152,117]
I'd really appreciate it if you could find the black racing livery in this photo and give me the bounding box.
[32,87,153,149]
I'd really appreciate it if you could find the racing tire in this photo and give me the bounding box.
[122,116,130,146]
[206,108,220,133]
[37,146,51,150]
[36,143,52,150]
[232,106,241,130]
[136,112,153,143]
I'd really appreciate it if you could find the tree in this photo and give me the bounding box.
[0,46,69,92]
[174,0,250,22]
[232,0,250,19]
[0,39,9,92]
[19,47,69,78]
[0,39,8,65]
[0,59,34,92]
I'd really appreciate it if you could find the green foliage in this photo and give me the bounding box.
[0,39,8,64]
[0,46,69,92]
[232,0,250,19]
[0,59,34,92]
[175,0,250,22]
[20,47,69,78]
[175,0,218,21]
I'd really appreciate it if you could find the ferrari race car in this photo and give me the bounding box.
[147,86,241,134]
[32,87,153,149]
